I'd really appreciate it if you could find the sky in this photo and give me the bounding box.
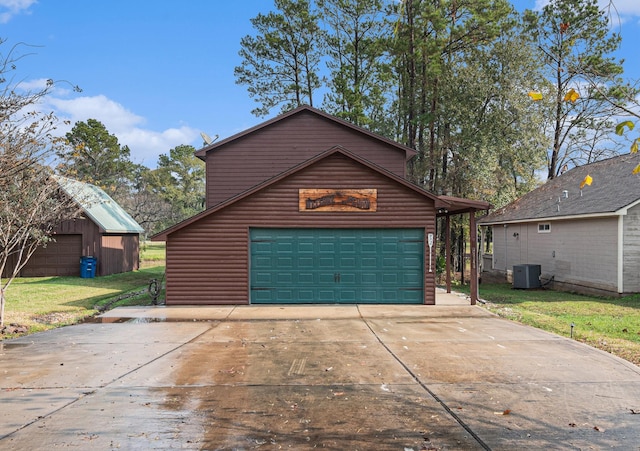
[1,0,639,168]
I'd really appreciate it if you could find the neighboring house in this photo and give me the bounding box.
[478,153,640,296]
[6,176,144,278]
[153,106,488,305]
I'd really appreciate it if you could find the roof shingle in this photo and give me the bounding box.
[479,153,640,224]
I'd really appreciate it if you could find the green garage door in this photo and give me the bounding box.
[250,228,424,304]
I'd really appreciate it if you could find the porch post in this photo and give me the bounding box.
[469,210,478,305]
[445,214,451,293]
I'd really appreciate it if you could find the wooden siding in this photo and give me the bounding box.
[99,234,140,276]
[205,110,409,207]
[2,217,98,278]
[623,204,640,292]
[19,235,83,277]
[3,216,140,278]
[166,153,437,305]
[57,217,101,257]
[492,217,619,293]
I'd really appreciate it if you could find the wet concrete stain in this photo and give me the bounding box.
[156,320,485,449]
[2,307,639,449]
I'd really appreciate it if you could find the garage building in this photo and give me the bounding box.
[153,107,488,305]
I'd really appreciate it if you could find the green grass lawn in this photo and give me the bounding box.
[1,245,165,339]
[457,283,640,366]
[140,241,166,266]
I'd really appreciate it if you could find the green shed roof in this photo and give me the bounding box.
[55,176,144,234]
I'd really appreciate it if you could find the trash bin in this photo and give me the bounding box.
[80,256,97,278]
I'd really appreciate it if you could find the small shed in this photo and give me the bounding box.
[10,177,144,278]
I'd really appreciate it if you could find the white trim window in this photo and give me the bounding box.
[538,222,551,233]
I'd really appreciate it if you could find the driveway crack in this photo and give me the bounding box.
[356,305,492,451]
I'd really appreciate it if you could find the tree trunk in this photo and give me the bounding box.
[0,286,5,328]
[428,77,439,191]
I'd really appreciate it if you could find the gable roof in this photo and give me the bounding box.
[55,176,144,234]
[153,146,447,241]
[479,153,640,225]
[194,105,417,161]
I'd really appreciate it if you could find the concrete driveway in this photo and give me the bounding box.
[1,298,639,450]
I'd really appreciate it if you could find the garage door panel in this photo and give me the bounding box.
[21,235,82,277]
[400,289,423,303]
[279,290,294,301]
[401,242,423,253]
[318,242,335,253]
[360,290,378,302]
[339,257,357,268]
[276,257,294,269]
[298,257,314,268]
[403,273,422,285]
[276,273,293,284]
[317,289,337,302]
[252,290,272,303]
[318,257,335,268]
[250,228,423,304]
[382,273,399,284]
[299,272,314,283]
[252,242,273,253]
[339,289,357,302]
[361,258,377,268]
[361,272,378,284]
[318,272,336,284]
[382,290,399,302]
[254,272,273,284]
[361,242,378,254]
[298,289,315,302]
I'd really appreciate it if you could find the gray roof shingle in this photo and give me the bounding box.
[479,153,640,224]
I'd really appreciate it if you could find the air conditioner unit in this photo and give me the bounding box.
[513,264,541,289]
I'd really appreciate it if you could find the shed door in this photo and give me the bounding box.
[21,235,83,277]
[250,228,424,304]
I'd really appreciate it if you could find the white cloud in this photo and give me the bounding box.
[14,77,48,91]
[40,92,199,167]
[117,126,199,166]
[533,0,548,9]
[534,0,640,16]
[49,95,145,131]
[609,0,640,16]
[0,0,36,23]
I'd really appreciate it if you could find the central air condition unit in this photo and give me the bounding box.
[513,264,541,289]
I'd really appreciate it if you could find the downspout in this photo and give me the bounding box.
[504,224,508,274]
[618,214,624,293]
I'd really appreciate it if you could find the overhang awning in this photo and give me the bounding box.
[435,195,491,306]
[436,195,491,216]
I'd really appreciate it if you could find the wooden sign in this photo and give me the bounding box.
[299,189,377,212]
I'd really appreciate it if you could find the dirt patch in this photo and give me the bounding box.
[1,323,28,334]
[31,311,79,325]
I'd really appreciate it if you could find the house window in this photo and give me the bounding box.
[538,223,551,233]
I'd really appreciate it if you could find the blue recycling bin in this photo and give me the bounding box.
[80,256,97,278]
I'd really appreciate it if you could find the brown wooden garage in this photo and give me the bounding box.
[153,106,489,305]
